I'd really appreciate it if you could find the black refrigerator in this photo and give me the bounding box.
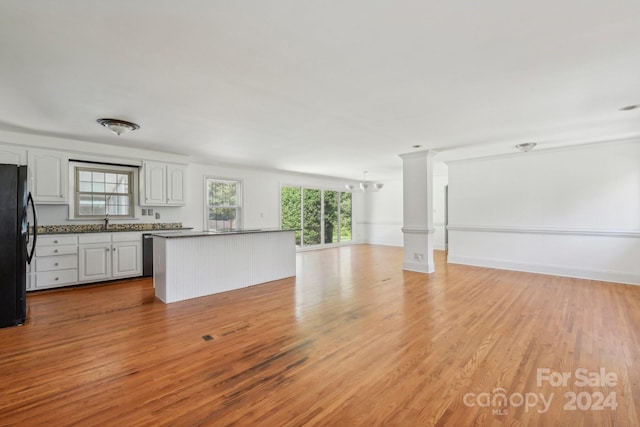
[0,164,37,328]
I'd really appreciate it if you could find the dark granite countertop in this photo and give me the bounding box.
[151,228,297,238]
[37,223,192,235]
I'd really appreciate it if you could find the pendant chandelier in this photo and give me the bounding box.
[345,171,383,192]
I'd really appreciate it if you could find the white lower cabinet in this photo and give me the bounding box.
[35,269,79,288]
[112,241,142,278]
[31,235,79,290]
[29,232,142,291]
[78,242,112,282]
[78,232,142,283]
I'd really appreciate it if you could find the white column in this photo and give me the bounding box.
[399,150,436,273]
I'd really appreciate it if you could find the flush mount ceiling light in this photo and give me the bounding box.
[97,118,140,136]
[619,105,640,111]
[515,142,537,152]
[345,171,384,192]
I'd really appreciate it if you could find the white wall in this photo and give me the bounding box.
[183,162,366,242]
[1,130,190,227]
[432,161,448,250]
[0,131,365,243]
[365,161,448,249]
[447,139,640,285]
[364,178,403,246]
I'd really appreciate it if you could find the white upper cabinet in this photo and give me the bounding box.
[142,161,167,206]
[0,145,27,165]
[141,161,186,206]
[166,164,186,205]
[27,149,69,203]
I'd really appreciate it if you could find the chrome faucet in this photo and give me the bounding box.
[104,196,111,229]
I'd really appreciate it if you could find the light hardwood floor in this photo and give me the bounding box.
[1,245,639,426]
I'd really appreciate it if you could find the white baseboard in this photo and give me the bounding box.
[367,238,403,247]
[402,260,435,274]
[447,254,640,286]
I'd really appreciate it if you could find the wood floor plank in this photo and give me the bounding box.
[1,245,639,426]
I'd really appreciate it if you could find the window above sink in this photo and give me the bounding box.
[68,161,138,220]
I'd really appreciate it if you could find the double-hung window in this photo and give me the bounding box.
[71,162,136,219]
[206,178,242,231]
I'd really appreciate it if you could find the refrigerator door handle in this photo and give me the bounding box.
[26,192,37,264]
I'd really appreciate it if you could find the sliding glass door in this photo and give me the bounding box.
[340,192,352,242]
[281,186,352,247]
[303,188,322,246]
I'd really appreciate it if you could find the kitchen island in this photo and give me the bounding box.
[151,229,296,303]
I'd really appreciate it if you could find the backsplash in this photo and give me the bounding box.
[37,222,186,234]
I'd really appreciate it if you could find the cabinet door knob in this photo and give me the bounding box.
[105,248,109,252]
[53,249,58,253]
[54,277,59,281]
[113,248,116,251]
[54,240,58,243]
[54,263,59,266]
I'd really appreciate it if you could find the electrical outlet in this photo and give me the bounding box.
[148,208,153,216]
[414,252,424,261]
[141,208,147,216]
[155,212,160,219]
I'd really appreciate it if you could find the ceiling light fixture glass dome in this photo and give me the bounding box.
[97,118,140,136]
[515,142,537,152]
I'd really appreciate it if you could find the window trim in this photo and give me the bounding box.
[68,161,138,220]
[279,183,353,248]
[204,176,243,231]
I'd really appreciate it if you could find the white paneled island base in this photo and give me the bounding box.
[152,230,296,303]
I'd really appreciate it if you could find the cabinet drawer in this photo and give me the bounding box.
[112,232,142,242]
[78,234,111,244]
[36,254,78,272]
[38,235,78,246]
[35,269,78,288]
[36,245,77,257]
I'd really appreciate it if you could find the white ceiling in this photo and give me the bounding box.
[1,1,639,181]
